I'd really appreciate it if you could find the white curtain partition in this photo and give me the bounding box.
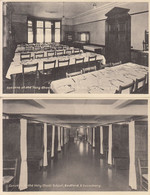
[100,126,104,154]
[61,127,63,147]
[90,128,92,145]
[108,124,113,165]
[51,125,55,158]
[86,128,88,142]
[64,128,66,144]
[19,119,28,191]
[43,123,48,167]
[58,126,61,151]
[92,127,95,147]
[129,121,137,190]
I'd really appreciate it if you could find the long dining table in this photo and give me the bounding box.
[6,52,106,93]
[50,63,148,94]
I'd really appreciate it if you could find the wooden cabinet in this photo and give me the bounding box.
[105,7,131,63]
[65,31,74,45]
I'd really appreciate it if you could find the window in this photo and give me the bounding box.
[55,21,60,42]
[45,21,51,43]
[78,32,90,43]
[28,20,33,43]
[37,21,44,43]
[27,18,61,43]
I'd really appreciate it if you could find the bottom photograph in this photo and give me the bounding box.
[2,99,148,192]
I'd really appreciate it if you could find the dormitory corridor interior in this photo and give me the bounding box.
[2,2,149,94]
[2,99,148,191]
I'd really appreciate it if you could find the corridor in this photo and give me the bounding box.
[27,140,130,191]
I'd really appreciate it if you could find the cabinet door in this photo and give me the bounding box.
[117,19,131,63]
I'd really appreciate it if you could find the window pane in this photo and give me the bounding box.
[28,20,32,27]
[28,32,33,43]
[28,27,33,43]
[55,29,60,42]
[37,28,44,43]
[45,29,51,42]
[81,33,86,42]
[37,21,43,28]
[45,21,51,28]
[55,22,60,28]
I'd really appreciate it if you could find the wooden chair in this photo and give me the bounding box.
[47,50,55,58]
[20,53,33,61]
[56,46,63,50]
[25,46,33,52]
[66,70,82,78]
[42,60,56,82]
[138,158,148,191]
[65,49,72,55]
[134,75,147,93]
[43,60,56,74]
[73,48,81,54]
[58,59,70,67]
[34,46,41,51]
[82,66,96,74]
[3,159,18,191]
[89,55,97,62]
[75,57,84,64]
[35,52,44,59]
[22,63,39,93]
[44,46,50,51]
[55,50,64,56]
[115,81,135,94]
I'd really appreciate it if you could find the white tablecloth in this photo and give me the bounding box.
[50,63,148,94]
[6,52,106,79]
[83,45,103,52]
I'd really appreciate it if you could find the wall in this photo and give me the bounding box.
[73,20,105,45]
[12,14,27,43]
[3,119,20,159]
[72,2,148,50]
[135,121,148,190]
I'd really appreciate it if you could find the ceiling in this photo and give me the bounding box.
[3,99,148,128]
[9,2,111,19]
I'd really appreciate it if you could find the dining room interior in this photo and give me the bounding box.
[2,2,149,94]
[2,98,148,192]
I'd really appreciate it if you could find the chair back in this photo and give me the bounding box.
[43,60,56,74]
[65,49,72,55]
[56,46,63,50]
[58,59,70,67]
[135,75,147,92]
[25,46,33,52]
[117,81,135,94]
[3,158,18,188]
[82,66,96,74]
[20,53,32,61]
[56,50,64,56]
[34,46,41,51]
[75,57,84,64]
[73,48,81,54]
[44,46,50,51]
[89,55,97,62]
[35,52,44,59]
[22,63,38,88]
[47,51,55,58]
[66,70,82,78]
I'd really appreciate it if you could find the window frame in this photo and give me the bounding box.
[27,17,62,43]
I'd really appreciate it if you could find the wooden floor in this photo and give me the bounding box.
[10,140,131,191]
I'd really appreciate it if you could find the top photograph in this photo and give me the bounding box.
[2,2,149,94]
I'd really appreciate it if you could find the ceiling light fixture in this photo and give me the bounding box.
[62,2,65,18]
[93,3,97,9]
